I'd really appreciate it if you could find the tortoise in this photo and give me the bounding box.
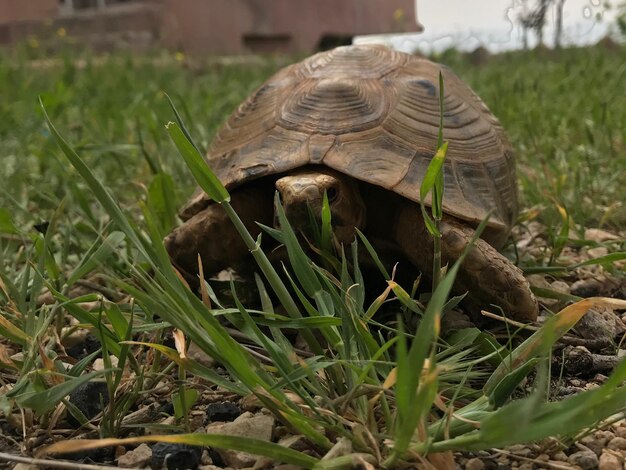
[165,45,538,322]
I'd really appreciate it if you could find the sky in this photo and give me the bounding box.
[355,0,619,53]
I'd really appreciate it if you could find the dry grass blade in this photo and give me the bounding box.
[38,434,318,468]
[0,452,126,470]
[485,297,626,400]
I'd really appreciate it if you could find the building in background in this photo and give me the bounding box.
[0,0,422,54]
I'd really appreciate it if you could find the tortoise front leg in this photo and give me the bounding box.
[394,205,538,322]
[164,186,274,286]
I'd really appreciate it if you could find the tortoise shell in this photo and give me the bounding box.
[181,45,518,237]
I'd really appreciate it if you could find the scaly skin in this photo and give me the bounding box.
[393,202,538,321]
[164,184,274,282]
[166,169,538,322]
[274,169,366,243]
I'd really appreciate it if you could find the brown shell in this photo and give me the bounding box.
[182,45,518,234]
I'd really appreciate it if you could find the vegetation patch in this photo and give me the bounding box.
[0,43,625,468]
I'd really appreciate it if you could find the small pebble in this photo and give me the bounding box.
[607,436,626,450]
[65,333,101,360]
[614,426,626,439]
[598,450,622,470]
[117,444,152,468]
[496,455,510,465]
[587,246,609,259]
[595,430,616,441]
[206,402,241,423]
[465,457,484,470]
[67,381,109,427]
[585,228,619,242]
[206,448,224,467]
[551,280,570,294]
[581,435,607,456]
[568,450,599,470]
[551,450,568,461]
[506,444,533,458]
[570,278,603,298]
[151,442,202,470]
[65,447,115,464]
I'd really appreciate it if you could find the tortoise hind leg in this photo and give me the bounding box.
[438,217,538,321]
[394,204,538,322]
[164,185,274,287]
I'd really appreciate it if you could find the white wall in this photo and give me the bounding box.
[355,0,618,53]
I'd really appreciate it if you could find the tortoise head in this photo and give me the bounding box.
[274,168,366,244]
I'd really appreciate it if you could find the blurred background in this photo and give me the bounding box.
[1,1,624,234]
[0,0,622,56]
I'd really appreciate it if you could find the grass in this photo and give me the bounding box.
[439,46,626,235]
[2,44,624,236]
[1,41,626,467]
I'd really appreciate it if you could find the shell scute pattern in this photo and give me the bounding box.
[325,129,417,189]
[295,45,406,79]
[278,78,389,135]
[193,45,517,235]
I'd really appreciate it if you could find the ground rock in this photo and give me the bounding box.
[505,444,533,458]
[277,435,310,453]
[188,342,217,368]
[206,401,241,423]
[151,442,202,470]
[615,425,626,439]
[117,443,152,468]
[441,309,474,333]
[575,307,622,344]
[465,457,485,470]
[527,275,564,309]
[205,413,275,468]
[93,355,119,371]
[607,436,626,450]
[581,434,608,456]
[568,450,599,469]
[551,280,570,295]
[321,437,353,460]
[570,278,604,298]
[551,450,568,461]
[594,430,615,441]
[585,228,620,243]
[598,450,622,470]
[67,381,109,426]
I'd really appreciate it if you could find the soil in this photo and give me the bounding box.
[1,222,624,469]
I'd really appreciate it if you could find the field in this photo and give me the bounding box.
[1,42,625,468]
[3,46,625,245]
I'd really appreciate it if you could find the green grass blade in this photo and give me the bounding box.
[39,97,154,262]
[164,93,205,156]
[67,231,124,286]
[147,173,178,233]
[15,370,112,415]
[320,191,333,255]
[41,433,319,468]
[273,193,323,297]
[165,122,230,203]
